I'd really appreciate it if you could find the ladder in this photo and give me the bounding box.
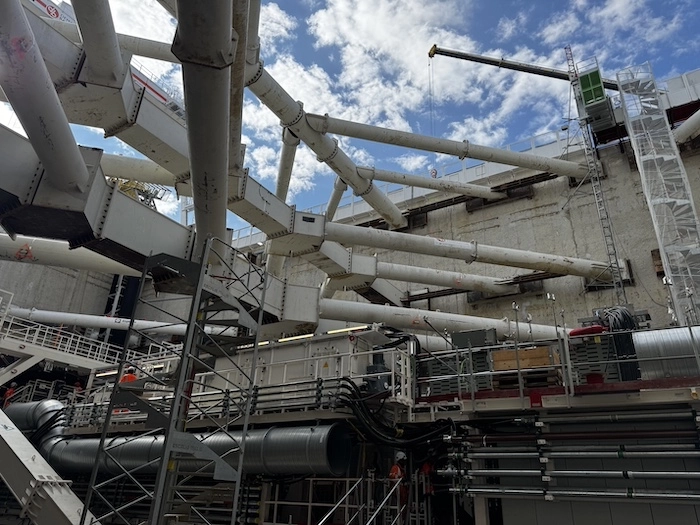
[566,46,627,306]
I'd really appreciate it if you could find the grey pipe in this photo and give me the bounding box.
[5,401,352,477]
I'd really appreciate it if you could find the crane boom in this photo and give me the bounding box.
[428,44,618,91]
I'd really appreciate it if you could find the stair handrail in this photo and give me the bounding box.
[364,478,403,525]
[317,477,364,525]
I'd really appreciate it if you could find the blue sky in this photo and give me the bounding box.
[2,0,699,231]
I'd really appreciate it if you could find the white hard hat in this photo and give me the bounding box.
[395,451,407,461]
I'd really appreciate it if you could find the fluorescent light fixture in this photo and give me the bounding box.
[327,325,369,335]
[278,333,315,343]
[95,369,118,377]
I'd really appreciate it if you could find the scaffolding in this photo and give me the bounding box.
[566,46,627,305]
[618,63,700,324]
[79,238,268,524]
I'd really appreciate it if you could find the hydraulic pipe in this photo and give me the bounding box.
[452,469,700,480]
[0,0,90,192]
[326,178,348,220]
[318,299,561,340]
[376,261,519,295]
[462,430,699,444]
[172,0,234,255]
[357,167,507,201]
[325,222,612,281]
[246,67,407,229]
[0,234,140,276]
[458,485,700,502]
[674,107,700,144]
[71,0,125,85]
[428,45,619,91]
[7,306,237,337]
[306,113,589,180]
[466,450,700,460]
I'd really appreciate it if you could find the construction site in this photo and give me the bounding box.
[1,0,700,524]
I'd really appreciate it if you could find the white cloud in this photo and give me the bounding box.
[392,154,430,172]
[539,11,582,46]
[497,12,528,42]
[0,103,26,137]
[154,189,179,219]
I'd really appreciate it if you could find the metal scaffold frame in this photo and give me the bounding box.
[566,46,627,306]
[618,63,700,324]
[79,237,268,525]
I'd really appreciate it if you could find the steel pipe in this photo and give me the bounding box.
[357,167,507,201]
[246,67,407,229]
[376,261,519,295]
[100,154,176,186]
[276,128,300,200]
[319,298,561,340]
[172,0,234,254]
[325,222,612,281]
[326,178,348,220]
[71,0,125,84]
[40,17,178,63]
[0,233,140,276]
[674,107,700,144]
[307,113,589,180]
[228,0,249,187]
[0,0,90,191]
[7,306,237,337]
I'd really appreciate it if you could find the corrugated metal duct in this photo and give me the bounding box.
[633,326,700,380]
[5,401,352,477]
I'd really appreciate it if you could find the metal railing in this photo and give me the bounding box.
[0,315,180,366]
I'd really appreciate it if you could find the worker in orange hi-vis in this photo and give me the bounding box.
[389,451,409,521]
[3,382,18,408]
[119,367,138,384]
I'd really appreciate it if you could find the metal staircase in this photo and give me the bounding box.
[566,46,627,305]
[618,63,700,324]
[79,238,266,525]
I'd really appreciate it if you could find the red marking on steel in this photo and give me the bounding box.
[131,73,168,102]
[14,244,35,261]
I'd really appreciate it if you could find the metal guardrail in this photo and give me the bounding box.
[1,316,179,366]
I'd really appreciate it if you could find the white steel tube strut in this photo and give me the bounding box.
[326,178,348,220]
[71,0,124,85]
[172,0,234,253]
[39,16,178,64]
[674,108,700,144]
[8,307,237,337]
[246,66,407,229]
[358,167,507,201]
[325,222,612,281]
[307,114,589,180]
[0,234,140,276]
[0,0,90,192]
[319,299,561,340]
[376,262,519,295]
